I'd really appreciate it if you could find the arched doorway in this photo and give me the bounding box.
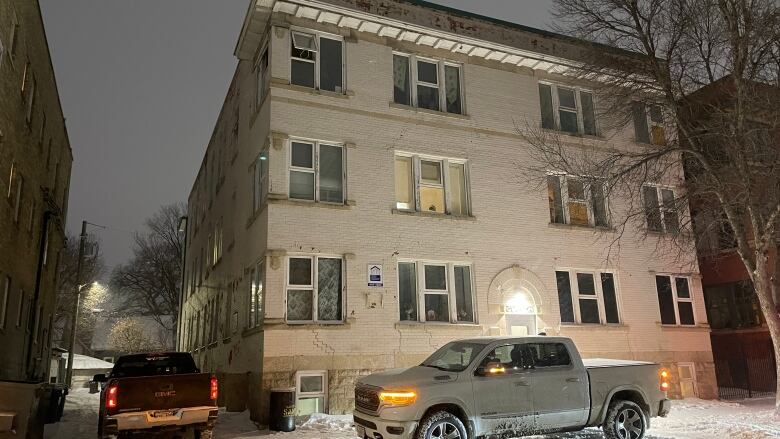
[504,289,538,336]
[488,266,545,336]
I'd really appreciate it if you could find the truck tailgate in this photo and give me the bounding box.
[111,373,213,413]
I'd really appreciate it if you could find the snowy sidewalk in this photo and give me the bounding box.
[45,389,780,438]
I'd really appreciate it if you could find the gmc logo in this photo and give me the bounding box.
[154,390,176,397]
[356,394,371,403]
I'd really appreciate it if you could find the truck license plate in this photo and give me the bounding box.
[356,425,366,438]
[151,410,176,418]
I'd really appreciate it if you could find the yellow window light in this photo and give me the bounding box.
[379,390,417,406]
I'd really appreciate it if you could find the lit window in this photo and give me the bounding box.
[286,256,343,323]
[393,53,463,114]
[289,140,344,204]
[296,371,327,415]
[394,154,470,216]
[398,261,474,324]
[539,83,597,135]
[290,30,343,93]
[555,270,620,325]
[547,175,608,227]
[656,276,695,326]
[643,185,678,233]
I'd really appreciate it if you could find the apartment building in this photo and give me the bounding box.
[0,0,73,437]
[179,0,716,421]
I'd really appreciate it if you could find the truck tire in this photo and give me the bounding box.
[602,400,647,439]
[415,411,468,439]
[195,428,214,439]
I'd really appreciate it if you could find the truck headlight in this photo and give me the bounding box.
[379,390,417,407]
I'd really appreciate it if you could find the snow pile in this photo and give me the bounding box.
[61,353,114,370]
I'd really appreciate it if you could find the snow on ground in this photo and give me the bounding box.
[61,353,114,370]
[45,389,780,439]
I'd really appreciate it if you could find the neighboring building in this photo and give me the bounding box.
[58,353,113,389]
[179,0,716,421]
[0,0,73,437]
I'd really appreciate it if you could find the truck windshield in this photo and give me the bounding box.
[421,342,486,372]
[111,353,198,378]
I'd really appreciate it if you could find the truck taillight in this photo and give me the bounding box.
[210,376,218,401]
[659,369,670,392]
[106,385,118,410]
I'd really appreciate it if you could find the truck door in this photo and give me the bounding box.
[527,342,589,433]
[471,343,535,437]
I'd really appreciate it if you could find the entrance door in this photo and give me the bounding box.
[678,363,697,398]
[506,314,537,336]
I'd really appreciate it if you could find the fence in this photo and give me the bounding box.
[710,330,777,400]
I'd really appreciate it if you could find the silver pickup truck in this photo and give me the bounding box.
[353,336,670,439]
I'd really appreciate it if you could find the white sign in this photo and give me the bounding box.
[367,264,383,287]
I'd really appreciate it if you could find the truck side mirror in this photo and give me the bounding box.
[93,373,107,382]
[476,362,505,377]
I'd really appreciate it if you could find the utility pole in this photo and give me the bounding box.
[65,220,87,389]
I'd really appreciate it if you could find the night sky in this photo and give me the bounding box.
[40,0,554,268]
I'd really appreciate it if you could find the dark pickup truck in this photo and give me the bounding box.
[93,352,218,438]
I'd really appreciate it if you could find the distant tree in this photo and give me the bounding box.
[108,317,162,354]
[520,0,780,410]
[54,234,105,349]
[111,203,184,333]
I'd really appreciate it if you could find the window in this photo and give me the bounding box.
[286,256,343,323]
[632,102,666,145]
[289,140,344,204]
[0,276,9,329]
[643,185,678,233]
[16,289,24,327]
[248,261,264,329]
[255,47,269,108]
[393,53,463,114]
[555,270,620,324]
[9,15,18,58]
[539,83,597,135]
[296,371,327,415]
[656,275,695,326]
[548,175,608,227]
[290,30,343,93]
[212,220,222,265]
[395,154,470,215]
[398,261,475,324]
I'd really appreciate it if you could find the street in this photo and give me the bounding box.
[44,389,780,439]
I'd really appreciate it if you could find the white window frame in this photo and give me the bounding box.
[288,139,346,204]
[643,184,678,233]
[397,260,476,324]
[539,82,598,135]
[557,269,621,325]
[289,28,345,93]
[395,153,470,216]
[656,274,696,326]
[393,52,464,114]
[285,255,345,324]
[547,173,608,227]
[295,370,328,415]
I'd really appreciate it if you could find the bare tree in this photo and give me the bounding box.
[108,317,163,355]
[111,203,185,334]
[521,0,780,409]
[54,234,105,349]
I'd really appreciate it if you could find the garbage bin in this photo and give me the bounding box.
[89,380,99,393]
[269,387,296,432]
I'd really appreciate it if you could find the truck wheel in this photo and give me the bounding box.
[195,428,213,439]
[415,411,468,439]
[602,400,647,439]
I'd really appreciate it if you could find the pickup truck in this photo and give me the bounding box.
[353,336,670,439]
[93,352,218,438]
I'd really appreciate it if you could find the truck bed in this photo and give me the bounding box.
[584,359,663,426]
[584,358,655,368]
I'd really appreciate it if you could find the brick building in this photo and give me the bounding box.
[179,0,716,421]
[0,0,73,437]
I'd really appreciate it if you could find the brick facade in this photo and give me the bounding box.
[181,0,716,423]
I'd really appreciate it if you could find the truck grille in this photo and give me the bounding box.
[354,385,380,413]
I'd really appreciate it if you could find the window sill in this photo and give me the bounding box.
[391,208,476,221]
[658,323,709,330]
[548,222,614,232]
[270,197,355,210]
[560,323,628,330]
[266,317,355,329]
[388,102,470,120]
[242,326,263,338]
[395,322,482,329]
[541,128,606,142]
[272,81,354,99]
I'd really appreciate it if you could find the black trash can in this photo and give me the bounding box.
[41,384,66,424]
[269,387,296,432]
